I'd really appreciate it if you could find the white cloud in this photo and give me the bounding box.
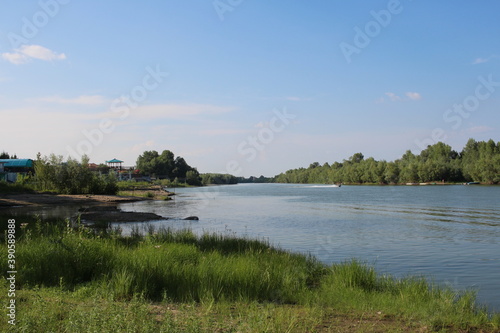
[472,55,498,65]
[285,96,312,102]
[466,126,494,134]
[380,92,422,102]
[473,57,489,65]
[126,103,235,121]
[2,52,29,64]
[2,44,66,64]
[199,128,250,136]
[405,92,422,100]
[40,95,108,105]
[130,140,155,153]
[385,92,401,101]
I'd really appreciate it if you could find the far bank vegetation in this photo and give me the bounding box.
[275,139,500,185]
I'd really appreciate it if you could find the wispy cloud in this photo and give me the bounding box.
[377,92,422,103]
[405,92,422,100]
[466,125,494,134]
[285,96,312,102]
[199,128,250,136]
[472,55,497,65]
[130,140,155,153]
[2,44,66,64]
[127,103,235,121]
[40,95,108,105]
[385,92,401,102]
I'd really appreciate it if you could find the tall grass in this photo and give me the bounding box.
[1,219,499,331]
[0,180,34,193]
[3,221,320,304]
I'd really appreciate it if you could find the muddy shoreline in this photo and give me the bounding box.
[0,193,169,223]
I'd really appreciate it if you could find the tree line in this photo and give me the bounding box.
[0,152,17,159]
[274,139,500,185]
[136,150,202,185]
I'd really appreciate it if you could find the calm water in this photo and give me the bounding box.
[118,184,500,311]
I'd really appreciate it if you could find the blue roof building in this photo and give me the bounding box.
[0,159,33,169]
[0,159,34,182]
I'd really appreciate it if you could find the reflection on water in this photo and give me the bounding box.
[2,205,83,220]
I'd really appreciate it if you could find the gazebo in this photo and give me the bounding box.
[106,158,123,170]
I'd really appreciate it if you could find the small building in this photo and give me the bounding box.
[0,159,34,182]
[106,158,123,170]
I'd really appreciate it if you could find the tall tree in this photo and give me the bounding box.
[0,152,17,159]
[136,150,197,180]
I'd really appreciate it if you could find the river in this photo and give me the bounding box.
[117,183,500,311]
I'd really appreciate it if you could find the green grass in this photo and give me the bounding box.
[116,180,152,191]
[117,190,155,197]
[1,219,499,332]
[117,190,172,200]
[0,181,34,193]
[116,180,198,192]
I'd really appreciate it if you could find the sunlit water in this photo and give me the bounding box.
[117,183,500,311]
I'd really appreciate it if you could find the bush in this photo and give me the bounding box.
[32,154,118,195]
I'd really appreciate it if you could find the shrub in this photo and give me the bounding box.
[32,154,117,195]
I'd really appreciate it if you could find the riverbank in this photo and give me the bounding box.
[0,192,143,207]
[0,191,170,223]
[117,184,175,201]
[0,223,499,332]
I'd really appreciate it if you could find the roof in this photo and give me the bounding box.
[106,158,123,163]
[0,159,34,168]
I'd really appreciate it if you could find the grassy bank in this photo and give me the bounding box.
[116,182,174,200]
[0,181,34,194]
[1,219,499,332]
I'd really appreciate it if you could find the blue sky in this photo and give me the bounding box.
[1,0,499,177]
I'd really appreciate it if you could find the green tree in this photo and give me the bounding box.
[186,170,202,186]
[384,161,400,184]
[398,150,419,183]
[136,151,160,176]
[136,150,198,181]
[32,154,117,194]
[173,156,190,179]
[476,139,500,183]
[0,152,15,159]
[273,139,498,185]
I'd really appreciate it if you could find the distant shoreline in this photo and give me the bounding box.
[272,182,497,186]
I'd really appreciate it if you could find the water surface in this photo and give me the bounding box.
[118,184,500,311]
